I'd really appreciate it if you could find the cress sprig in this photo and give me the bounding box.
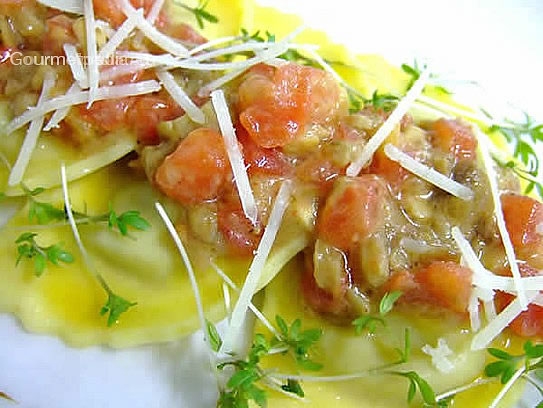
[215,316,322,407]
[21,185,151,236]
[352,291,402,335]
[488,113,543,198]
[15,232,74,276]
[175,0,219,29]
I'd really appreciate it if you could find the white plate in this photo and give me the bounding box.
[1,1,543,407]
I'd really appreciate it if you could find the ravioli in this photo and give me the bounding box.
[259,260,525,408]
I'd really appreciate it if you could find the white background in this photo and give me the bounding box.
[1,1,543,407]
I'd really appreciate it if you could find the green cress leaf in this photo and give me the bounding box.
[100,292,137,327]
[392,371,436,405]
[15,232,74,276]
[379,290,403,315]
[174,0,219,29]
[206,319,223,352]
[281,379,305,398]
[353,291,402,335]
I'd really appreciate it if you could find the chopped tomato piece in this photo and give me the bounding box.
[368,149,408,186]
[501,193,543,248]
[495,263,543,337]
[431,118,477,161]
[43,14,76,56]
[317,175,387,251]
[80,92,183,144]
[238,63,345,148]
[162,22,207,44]
[236,125,292,177]
[155,128,231,205]
[384,261,473,314]
[301,254,351,317]
[93,0,155,28]
[217,193,261,256]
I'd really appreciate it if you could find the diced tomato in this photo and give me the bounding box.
[80,92,183,144]
[155,128,231,205]
[501,193,543,249]
[127,95,183,144]
[162,22,207,45]
[301,254,351,317]
[217,193,262,256]
[236,124,292,177]
[238,63,344,148]
[316,175,387,251]
[384,261,473,314]
[42,14,76,56]
[368,148,408,186]
[93,0,156,28]
[431,118,477,161]
[295,155,341,196]
[495,263,543,337]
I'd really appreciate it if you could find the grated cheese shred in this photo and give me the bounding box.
[210,89,259,225]
[220,180,293,355]
[8,74,55,186]
[346,68,431,176]
[384,144,474,200]
[476,128,527,308]
[83,0,99,106]
[156,70,205,124]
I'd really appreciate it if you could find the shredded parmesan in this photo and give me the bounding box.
[44,82,82,131]
[210,262,279,337]
[8,74,55,186]
[197,31,295,96]
[37,0,83,14]
[100,60,156,84]
[384,144,474,200]
[156,70,205,124]
[211,89,258,225]
[121,0,188,57]
[83,0,99,106]
[476,128,526,308]
[188,35,238,56]
[63,44,88,89]
[154,202,213,354]
[189,41,272,63]
[7,80,161,134]
[471,291,538,350]
[220,180,293,355]
[97,9,141,62]
[421,338,455,373]
[346,68,430,176]
[60,163,95,270]
[145,0,164,24]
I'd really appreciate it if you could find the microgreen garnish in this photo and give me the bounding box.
[217,316,322,407]
[15,232,74,276]
[482,341,543,406]
[488,113,543,198]
[239,28,275,43]
[352,291,402,334]
[104,208,151,236]
[21,185,66,225]
[100,290,137,327]
[401,61,424,88]
[175,0,218,29]
[391,371,437,406]
[369,91,400,112]
[21,185,151,235]
[206,319,223,352]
